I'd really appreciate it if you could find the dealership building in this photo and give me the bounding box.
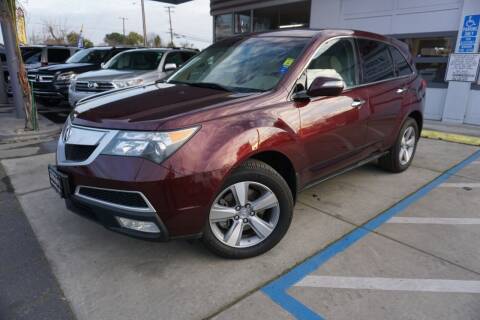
[210,0,480,125]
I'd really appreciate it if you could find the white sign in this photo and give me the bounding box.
[445,53,480,82]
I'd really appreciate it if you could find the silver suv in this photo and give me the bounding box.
[68,48,197,107]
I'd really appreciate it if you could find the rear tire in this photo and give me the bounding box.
[378,117,419,173]
[202,159,294,259]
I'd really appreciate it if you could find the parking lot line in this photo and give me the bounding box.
[262,149,480,320]
[294,276,480,294]
[387,217,480,225]
[439,182,480,188]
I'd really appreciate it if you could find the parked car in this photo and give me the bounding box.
[21,45,78,70]
[27,47,135,106]
[49,29,425,258]
[68,48,197,107]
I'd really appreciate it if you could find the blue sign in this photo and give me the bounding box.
[459,15,480,53]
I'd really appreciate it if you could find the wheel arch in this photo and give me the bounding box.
[408,110,423,134]
[249,150,298,203]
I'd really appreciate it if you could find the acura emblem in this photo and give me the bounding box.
[63,124,72,142]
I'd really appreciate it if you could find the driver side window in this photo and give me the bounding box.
[299,38,359,91]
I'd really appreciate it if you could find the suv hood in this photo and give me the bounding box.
[72,83,257,130]
[33,63,97,74]
[76,69,151,81]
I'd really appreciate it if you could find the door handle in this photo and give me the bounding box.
[351,99,366,108]
[396,87,408,94]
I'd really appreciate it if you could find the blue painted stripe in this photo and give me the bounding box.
[262,150,480,319]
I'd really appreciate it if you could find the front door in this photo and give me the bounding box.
[296,38,370,183]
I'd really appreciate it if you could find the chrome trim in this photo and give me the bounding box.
[57,117,119,167]
[75,185,156,213]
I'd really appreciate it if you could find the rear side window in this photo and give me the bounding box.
[390,46,413,77]
[357,39,395,83]
[48,49,71,63]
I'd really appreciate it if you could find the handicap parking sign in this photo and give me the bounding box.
[459,15,480,53]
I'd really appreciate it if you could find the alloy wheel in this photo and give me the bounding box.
[209,181,280,248]
[399,126,416,166]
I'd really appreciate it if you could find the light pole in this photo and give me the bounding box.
[140,0,147,46]
[166,6,174,46]
[119,16,128,38]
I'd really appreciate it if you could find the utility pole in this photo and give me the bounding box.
[166,6,174,46]
[140,0,147,47]
[0,0,34,128]
[119,17,128,38]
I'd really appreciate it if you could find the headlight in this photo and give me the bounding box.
[101,127,199,164]
[56,71,76,82]
[113,78,144,88]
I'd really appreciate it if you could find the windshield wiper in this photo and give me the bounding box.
[167,80,232,92]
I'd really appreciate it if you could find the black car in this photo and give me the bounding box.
[27,47,135,106]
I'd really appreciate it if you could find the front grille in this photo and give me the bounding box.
[65,144,97,162]
[77,187,150,209]
[27,73,54,83]
[75,81,114,92]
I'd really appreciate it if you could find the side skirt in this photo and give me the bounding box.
[300,151,389,192]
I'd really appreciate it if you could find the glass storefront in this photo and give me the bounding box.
[214,1,311,41]
[399,36,456,87]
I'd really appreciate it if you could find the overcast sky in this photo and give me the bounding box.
[13,0,212,49]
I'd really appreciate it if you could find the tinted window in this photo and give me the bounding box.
[105,51,163,70]
[21,47,42,64]
[390,46,413,77]
[48,49,71,63]
[180,52,196,63]
[357,39,395,83]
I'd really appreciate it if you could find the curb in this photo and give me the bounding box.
[421,129,480,146]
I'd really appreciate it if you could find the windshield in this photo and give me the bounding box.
[105,51,164,71]
[168,36,309,92]
[66,48,110,64]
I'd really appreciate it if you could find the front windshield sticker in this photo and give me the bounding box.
[279,58,295,74]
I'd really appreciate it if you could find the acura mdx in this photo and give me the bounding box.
[49,29,425,259]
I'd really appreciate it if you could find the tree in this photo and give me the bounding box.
[42,19,68,45]
[125,32,144,46]
[146,33,162,48]
[104,32,125,46]
[66,32,93,48]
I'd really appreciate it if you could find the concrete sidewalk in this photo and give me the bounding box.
[424,120,480,138]
[0,105,62,144]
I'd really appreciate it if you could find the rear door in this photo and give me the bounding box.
[297,37,370,181]
[357,39,406,148]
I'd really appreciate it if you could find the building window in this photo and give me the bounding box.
[235,11,251,34]
[215,14,233,41]
[399,36,456,88]
[253,1,310,32]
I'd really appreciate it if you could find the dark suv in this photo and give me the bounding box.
[49,29,425,258]
[28,47,134,106]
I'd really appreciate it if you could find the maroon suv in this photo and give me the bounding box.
[49,29,425,258]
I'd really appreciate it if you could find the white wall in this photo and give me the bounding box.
[310,0,462,34]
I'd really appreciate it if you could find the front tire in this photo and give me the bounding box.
[378,117,419,173]
[202,159,294,259]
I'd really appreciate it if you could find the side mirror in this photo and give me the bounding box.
[100,62,105,68]
[164,63,177,72]
[307,76,344,97]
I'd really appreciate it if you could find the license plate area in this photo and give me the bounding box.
[48,165,71,198]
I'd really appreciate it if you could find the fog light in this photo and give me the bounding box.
[116,217,160,233]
